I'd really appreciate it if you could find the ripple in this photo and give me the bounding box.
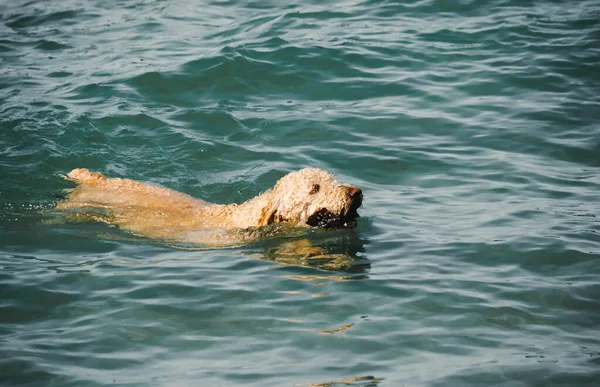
[34,39,70,51]
[5,10,79,30]
[2,0,600,386]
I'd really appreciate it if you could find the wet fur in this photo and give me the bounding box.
[56,168,362,244]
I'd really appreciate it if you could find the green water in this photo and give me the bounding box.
[1,0,599,385]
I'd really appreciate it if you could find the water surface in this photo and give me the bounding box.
[1,0,600,386]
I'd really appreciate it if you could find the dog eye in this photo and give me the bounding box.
[309,184,320,195]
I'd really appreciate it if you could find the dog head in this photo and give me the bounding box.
[258,168,362,229]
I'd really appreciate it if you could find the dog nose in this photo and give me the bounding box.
[347,186,362,200]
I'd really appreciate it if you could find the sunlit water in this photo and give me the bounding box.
[1,0,599,386]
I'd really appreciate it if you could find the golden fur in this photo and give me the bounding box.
[56,168,362,244]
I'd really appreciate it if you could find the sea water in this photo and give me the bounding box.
[1,1,599,386]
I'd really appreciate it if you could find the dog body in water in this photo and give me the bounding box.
[57,168,362,245]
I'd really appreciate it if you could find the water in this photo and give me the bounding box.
[1,0,600,385]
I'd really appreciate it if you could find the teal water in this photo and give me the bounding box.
[2,0,600,385]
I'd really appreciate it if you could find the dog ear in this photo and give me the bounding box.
[257,206,290,227]
[257,207,277,227]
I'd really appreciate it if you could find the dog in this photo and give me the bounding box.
[56,168,362,245]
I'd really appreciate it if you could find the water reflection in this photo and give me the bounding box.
[295,375,382,387]
[255,231,370,274]
[44,208,371,277]
[316,322,355,335]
